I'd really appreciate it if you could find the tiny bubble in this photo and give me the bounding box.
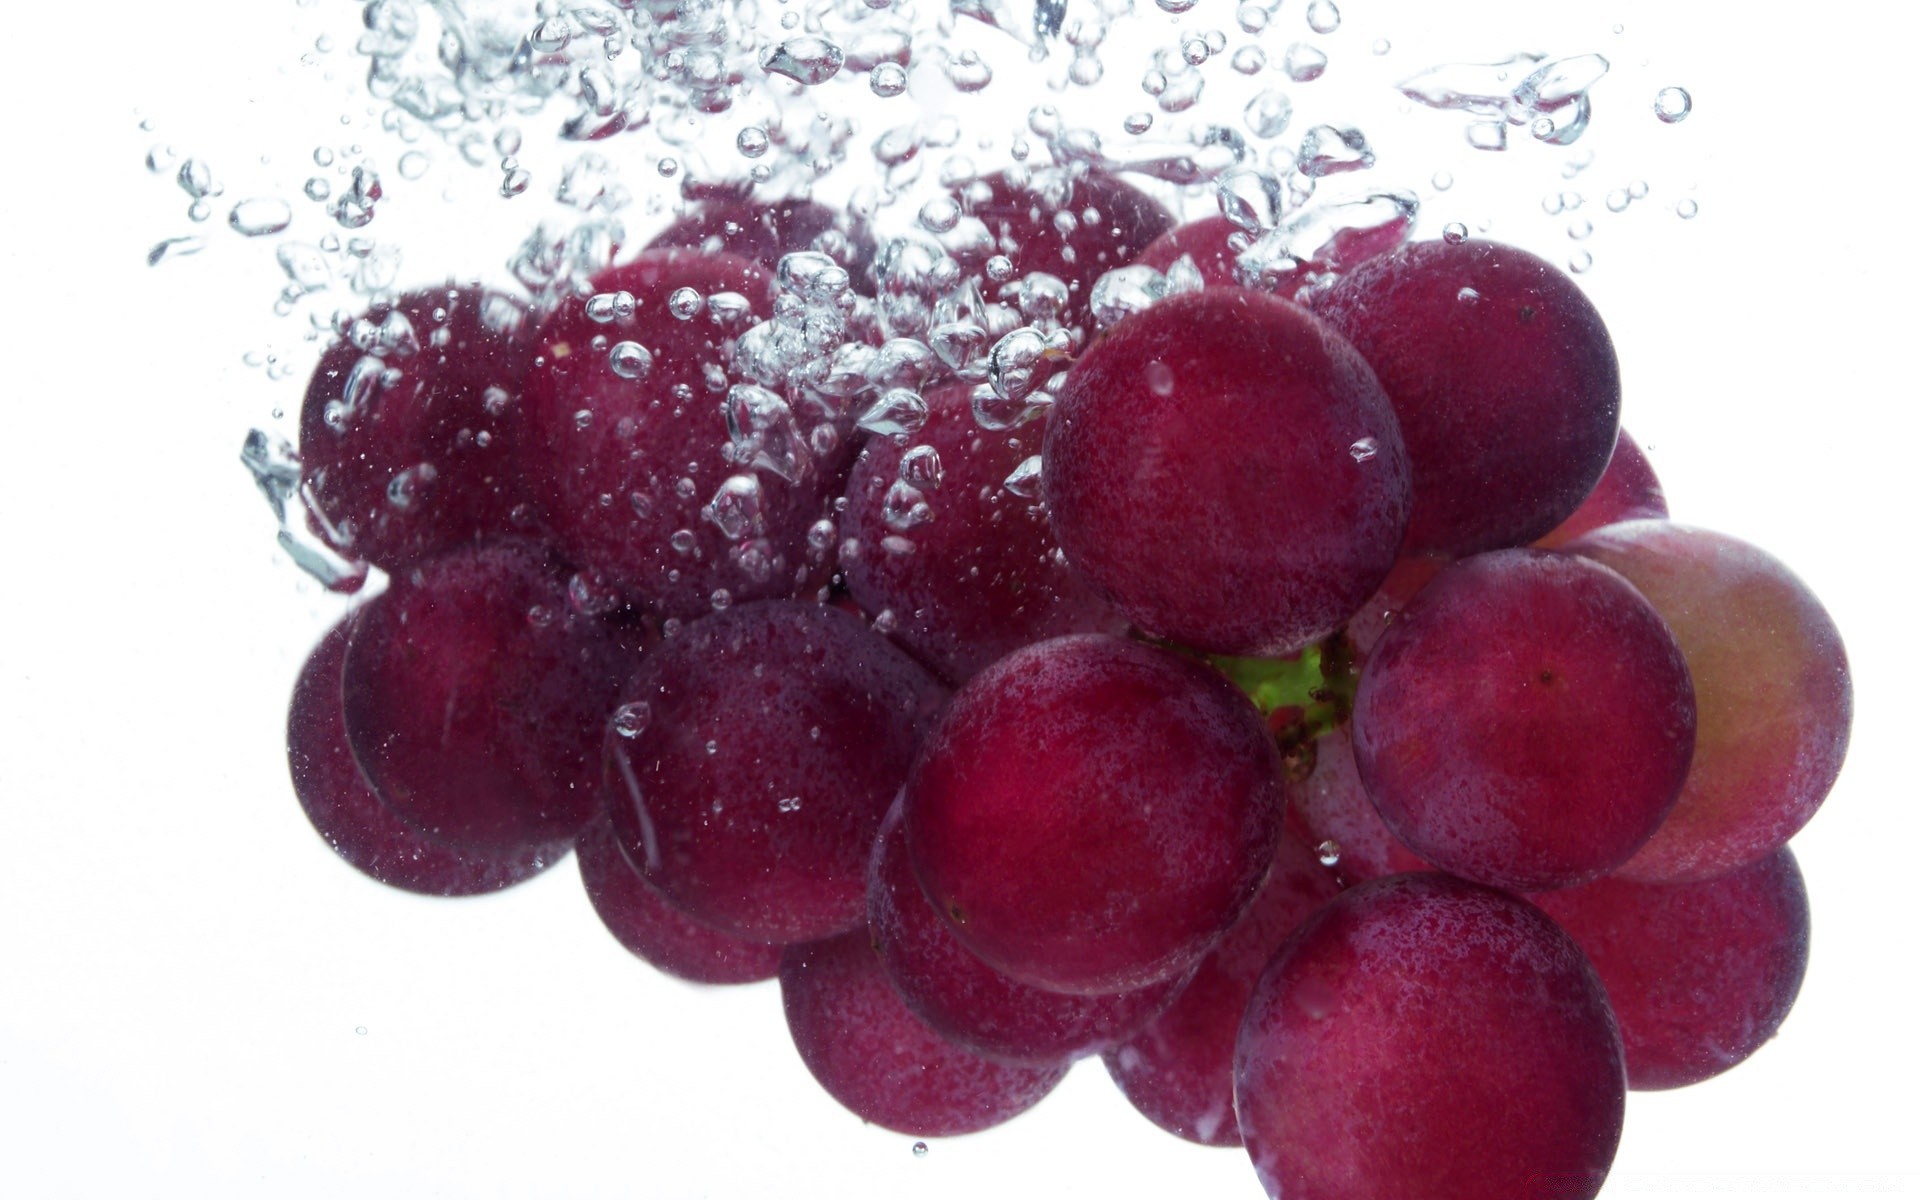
[912,1142,929,1158]
[1653,86,1692,124]
[1675,198,1699,220]
[1441,222,1468,245]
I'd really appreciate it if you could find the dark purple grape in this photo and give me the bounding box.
[519,249,845,621]
[288,617,566,895]
[1532,848,1810,1090]
[1352,548,1696,891]
[342,540,632,854]
[840,381,1126,684]
[780,931,1067,1136]
[1534,429,1668,550]
[1044,288,1411,657]
[298,285,536,570]
[869,798,1181,1067]
[904,634,1283,994]
[1566,521,1851,882]
[1236,873,1626,1200]
[606,600,947,944]
[576,814,782,986]
[1102,827,1340,1147]
[1316,238,1621,556]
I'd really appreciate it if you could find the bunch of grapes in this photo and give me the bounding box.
[279,155,1849,1200]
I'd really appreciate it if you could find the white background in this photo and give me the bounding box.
[4,0,1916,1197]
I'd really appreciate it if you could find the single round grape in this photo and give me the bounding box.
[1352,548,1696,891]
[298,285,536,570]
[1566,521,1852,882]
[519,249,845,620]
[1534,428,1668,550]
[1102,827,1340,1147]
[780,931,1068,1137]
[1044,288,1411,657]
[1316,237,1622,556]
[1532,848,1810,1090]
[1236,873,1626,1200]
[840,382,1127,684]
[287,617,566,895]
[576,815,782,986]
[869,798,1181,1067]
[904,634,1284,994]
[341,540,632,854]
[606,600,947,944]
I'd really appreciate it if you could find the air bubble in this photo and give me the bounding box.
[737,127,769,158]
[668,288,704,320]
[1246,90,1294,139]
[228,198,293,237]
[1232,46,1266,75]
[762,37,845,86]
[1284,43,1328,83]
[1315,840,1341,867]
[1654,86,1692,123]
[1003,455,1043,499]
[1431,170,1453,191]
[944,50,994,92]
[1305,0,1341,33]
[1568,249,1593,274]
[612,702,652,739]
[398,151,430,180]
[1349,437,1378,463]
[1675,198,1699,220]
[608,341,653,380]
[1123,111,1154,135]
[1442,223,1468,245]
[912,1142,929,1158]
[871,62,908,97]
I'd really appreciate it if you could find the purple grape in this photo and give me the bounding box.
[342,540,633,854]
[1236,873,1626,1200]
[606,600,947,944]
[1102,827,1340,1147]
[840,382,1127,684]
[780,931,1068,1137]
[298,285,537,570]
[904,634,1284,994]
[518,249,846,621]
[1532,848,1810,1090]
[1352,548,1696,891]
[1316,238,1622,556]
[576,814,782,986]
[1044,288,1411,657]
[869,798,1181,1067]
[1566,521,1852,882]
[287,617,566,895]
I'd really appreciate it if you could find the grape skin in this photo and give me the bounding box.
[341,540,635,854]
[1235,873,1626,1200]
[1567,520,1852,882]
[287,617,566,895]
[1352,548,1696,891]
[868,798,1182,1067]
[1285,723,1429,885]
[1101,827,1340,1147]
[606,600,947,945]
[1044,288,1411,658]
[1532,848,1811,1090]
[297,285,537,571]
[839,382,1127,685]
[576,814,782,986]
[1316,238,1622,556]
[904,634,1284,994]
[780,931,1068,1137]
[1534,429,1667,550]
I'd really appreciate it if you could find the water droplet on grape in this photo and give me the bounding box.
[612,702,652,739]
[1315,840,1341,867]
[1349,437,1378,463]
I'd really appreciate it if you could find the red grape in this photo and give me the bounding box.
[576,813,782,986]
[869,798,1181,1067]
[839,381,1127,684]
[288,617,566,895]
[1044,288,1410,657]
[1316,238,1621,556]
[519,248,844,620]
[904,634,1284,994]
[341,540,632,854]
[1567,521,1852,882]
[780,931,1068,1137]
[605,600,947,944]
[1352,548,1695,891]
[1236,873,1626,1200]
[1532,848,1810,1090]
[298,285,536,570]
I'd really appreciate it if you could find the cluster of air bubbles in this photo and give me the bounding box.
[1399,53,1611,150]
